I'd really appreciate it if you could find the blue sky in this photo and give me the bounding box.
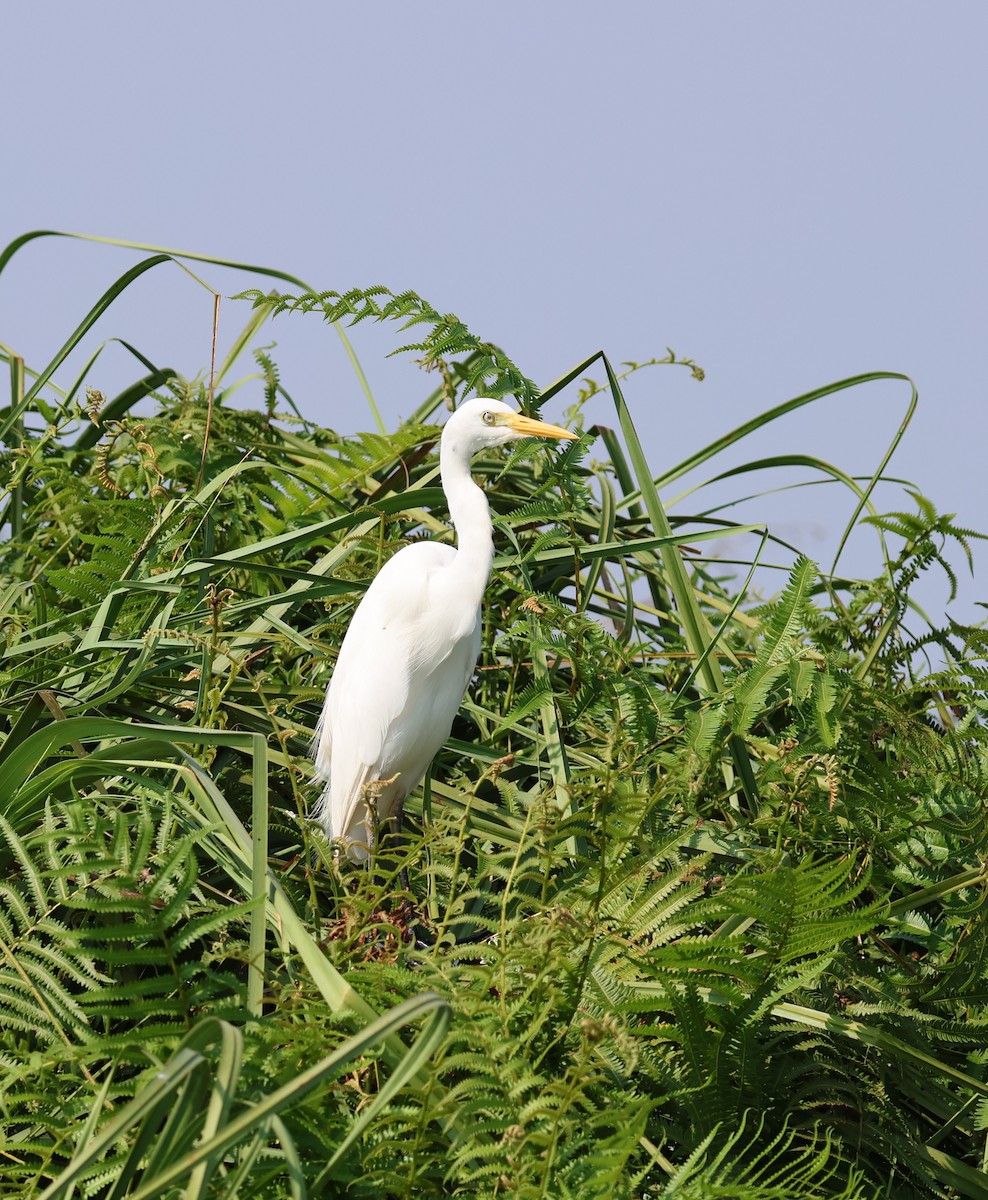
[3,2,985,627]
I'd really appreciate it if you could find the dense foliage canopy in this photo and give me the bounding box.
[1,233,987,1198]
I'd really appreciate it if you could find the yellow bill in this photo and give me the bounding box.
[504,412,578,440]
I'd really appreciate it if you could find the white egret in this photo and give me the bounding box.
[313,397,577,861]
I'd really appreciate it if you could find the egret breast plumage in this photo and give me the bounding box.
[313,397,576,861]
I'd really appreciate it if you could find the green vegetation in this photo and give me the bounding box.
[1,232,987,1198]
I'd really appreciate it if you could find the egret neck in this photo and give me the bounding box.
[439,431,495,615]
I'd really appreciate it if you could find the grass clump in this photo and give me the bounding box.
[1,232,986,1198]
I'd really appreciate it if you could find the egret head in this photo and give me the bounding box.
[442,397,578,455]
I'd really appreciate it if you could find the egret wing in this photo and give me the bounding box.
[314,542,481,852]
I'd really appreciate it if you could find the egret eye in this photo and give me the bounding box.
[482,410,496,426]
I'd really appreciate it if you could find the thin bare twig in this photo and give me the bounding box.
[196,292,221,492]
